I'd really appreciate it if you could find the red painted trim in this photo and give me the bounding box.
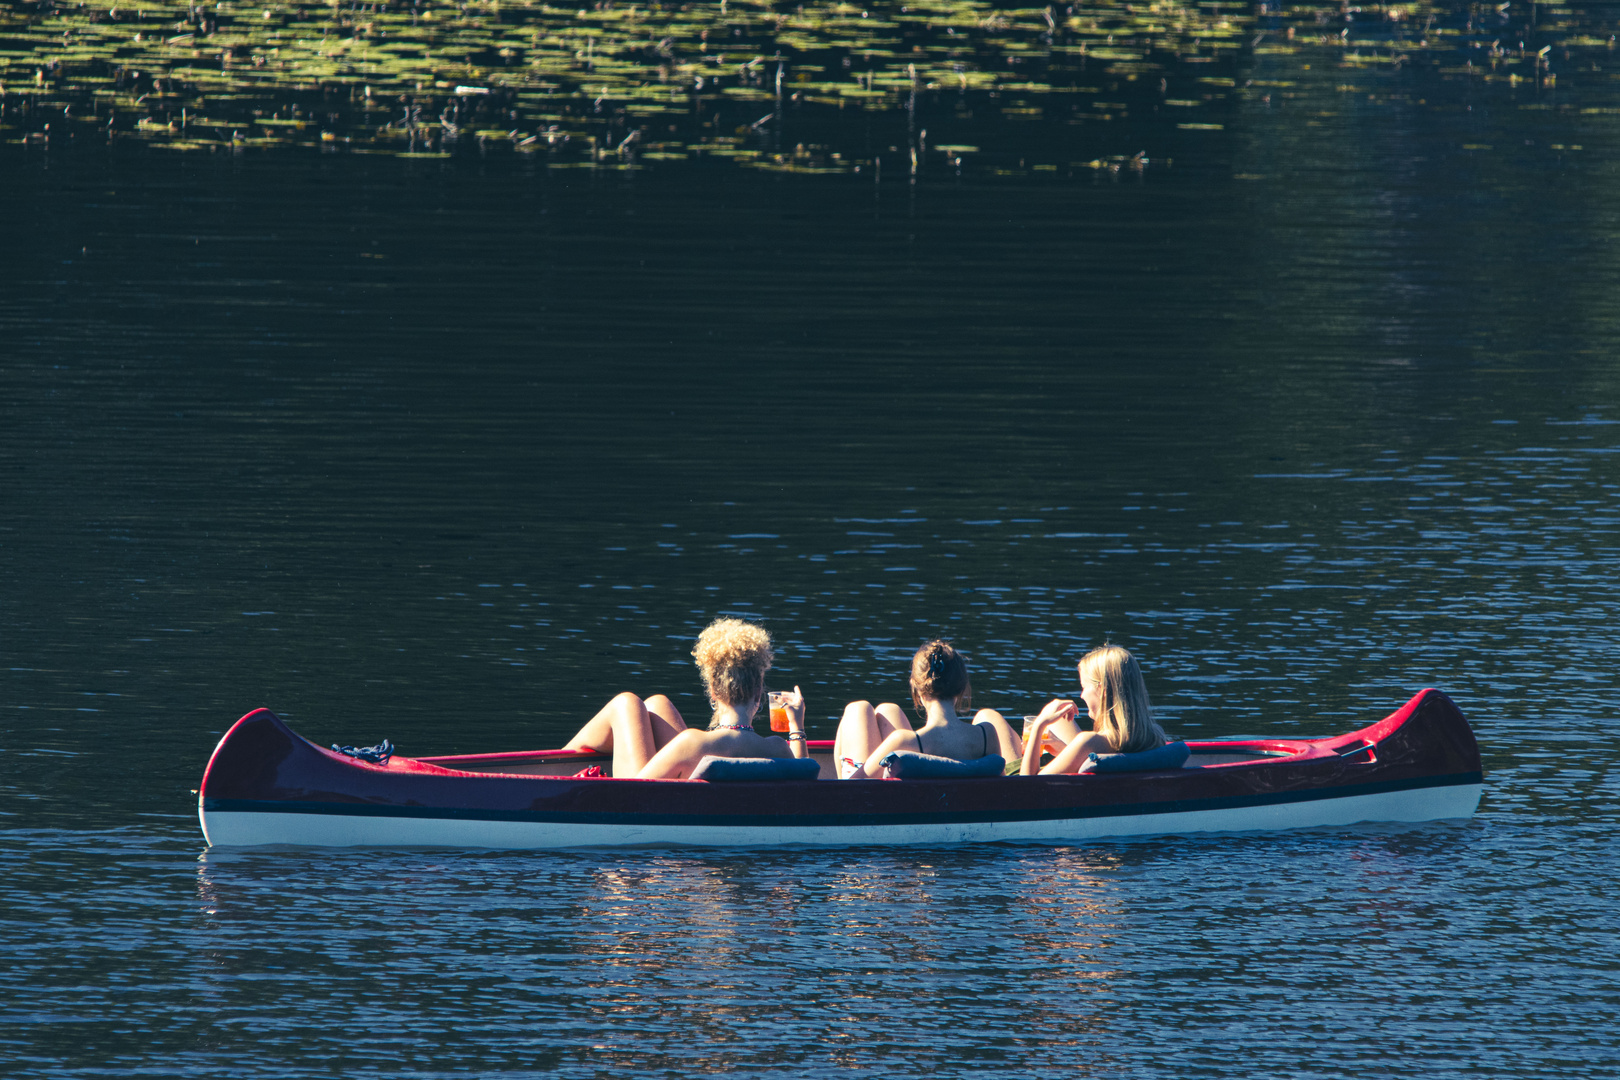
[418,747,606,765]
[417,739,839,767]
[198,689,1481,830]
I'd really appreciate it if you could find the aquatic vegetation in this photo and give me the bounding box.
[1,0,1616,172]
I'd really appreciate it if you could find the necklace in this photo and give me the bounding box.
[708,722,753,732]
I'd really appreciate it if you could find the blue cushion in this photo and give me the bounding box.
[879,752,1006,779]
[689,755,822,782]
[1084,741,1191,774]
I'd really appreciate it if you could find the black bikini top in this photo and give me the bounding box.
[913,724,989,759]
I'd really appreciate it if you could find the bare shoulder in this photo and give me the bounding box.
[710,731,793,760]
[649,728,706,758]
[640,729,718,778]
[877,728,920,757]
[1071,731,1115,756]
[680,729,793,763]
[752,734,794,760]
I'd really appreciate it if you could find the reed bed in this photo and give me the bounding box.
[0,0,1606,171]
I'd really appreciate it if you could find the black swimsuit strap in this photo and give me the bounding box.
[914,725,988,758]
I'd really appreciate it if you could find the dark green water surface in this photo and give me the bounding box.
[5,4,1620,1073]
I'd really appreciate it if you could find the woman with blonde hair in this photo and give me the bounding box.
[1020,644,1167,775]
[834,639,1020,778]
[561,618,807,779]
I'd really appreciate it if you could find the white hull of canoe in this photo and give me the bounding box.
[199,781,1482,850]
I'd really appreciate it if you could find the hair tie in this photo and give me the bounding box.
[927,646,946,679]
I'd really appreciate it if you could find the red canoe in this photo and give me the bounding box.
[197,688,1483,848]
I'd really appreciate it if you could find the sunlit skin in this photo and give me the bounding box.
[564,686,806,779]
[835,694,1018,778]
[1020,664,1121,776]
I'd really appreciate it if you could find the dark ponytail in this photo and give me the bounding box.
[910,639,972,714]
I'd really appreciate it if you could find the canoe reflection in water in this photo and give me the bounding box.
[197,688,1482,849]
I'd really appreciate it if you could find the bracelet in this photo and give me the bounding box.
[785,732,807,742]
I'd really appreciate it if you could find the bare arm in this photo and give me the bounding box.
[1021,718,1055,776]
[1020,699,1081,775]
[973,709,1022,762]
[636,730,711,779]
[1040,731,1115,775]
[783,685,808,760]
[845,728,917,779]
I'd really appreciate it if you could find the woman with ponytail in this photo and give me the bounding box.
[833,640,1019,779]
[1020,644,1167,775]
[562,618,807,779]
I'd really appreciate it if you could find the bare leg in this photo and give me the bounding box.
[562,692,633,752]
[833,701,875,771]
[834,700,914,775]
[873,703,913,741]
[1048,716,1085,746]
[973,708,1023,762]
[643,694,687,747]
[604,694,659,777]
[563,692,667,777]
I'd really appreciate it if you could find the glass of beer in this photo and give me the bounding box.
[769,691,791,732]
[1023,714,1059,757]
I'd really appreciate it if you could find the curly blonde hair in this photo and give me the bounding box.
[691,618,774,707]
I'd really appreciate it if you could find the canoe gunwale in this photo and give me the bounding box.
[202,770,1482,826]
[197,688,1483,848]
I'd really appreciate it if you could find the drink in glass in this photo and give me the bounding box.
[1022,714,1059,756]
[769,691,791,732]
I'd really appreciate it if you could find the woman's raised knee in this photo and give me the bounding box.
[608,691,647,716]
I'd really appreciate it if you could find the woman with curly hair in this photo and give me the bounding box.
[833,639,1020,778]
[561,618,807,779]
[1020,644,1167,775]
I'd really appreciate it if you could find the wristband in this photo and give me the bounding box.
[785,732,807,742]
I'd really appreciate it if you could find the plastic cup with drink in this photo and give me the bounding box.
[769,691,792,733]
[1023,713,1065,758]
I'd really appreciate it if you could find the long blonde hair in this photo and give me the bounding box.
[691,618,773,707]
[1079,645,1165,754]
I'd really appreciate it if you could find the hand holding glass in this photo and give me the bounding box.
[1023,712,1067,756]
[769,691,792,732]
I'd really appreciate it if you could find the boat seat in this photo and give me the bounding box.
[1079,741,1191,774]
[690,755,823,782]
[879,752,1006,779]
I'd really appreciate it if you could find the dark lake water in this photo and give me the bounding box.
[6,1,1620,1075]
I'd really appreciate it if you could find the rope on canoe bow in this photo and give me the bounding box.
[331,739,394,765]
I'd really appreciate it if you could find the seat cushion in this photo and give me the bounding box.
[878,752,1006,779]
[689,755,822,782]
[1082,741,1191,774]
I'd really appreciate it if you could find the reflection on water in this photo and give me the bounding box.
[6,0,1620,1068]
[7,821,1600,1078]
[174,846,1123,1075]
[5,0,1620,176]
